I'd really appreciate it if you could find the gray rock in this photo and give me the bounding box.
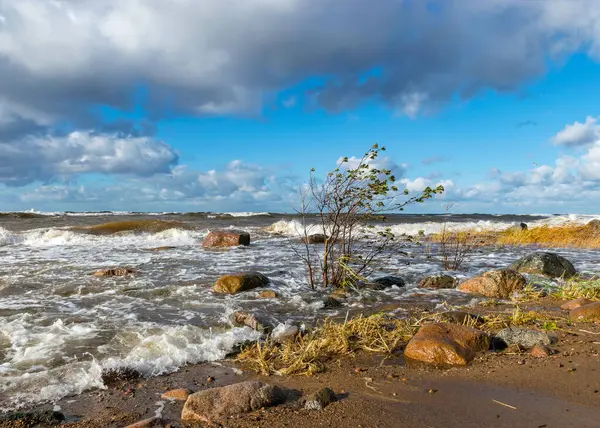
[322,296,343,309]
[233,311,273,334]
[181,381,284,423]
[368,275,406,289]
[509,252,576,279]
[303,234,328,244]
[305,387,336,410]
[272,325,300,343]
[495,327,556,349]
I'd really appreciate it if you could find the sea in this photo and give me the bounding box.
[1,210,599,410]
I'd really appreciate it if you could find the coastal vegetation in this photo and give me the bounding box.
[297,144,444,288]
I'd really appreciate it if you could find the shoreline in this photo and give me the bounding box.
[5,298,599,428]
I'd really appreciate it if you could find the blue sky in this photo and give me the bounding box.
[1,0,600,214]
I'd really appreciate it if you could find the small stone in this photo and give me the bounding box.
[304,387,336,410]
[531,344,551,358]
[272,325,299,343]
[428,389,438,394]
[207,376,215,383]
[419,274,458,289]
[162,388,193,401]
[322,296,343,309]
[233,311,273,334]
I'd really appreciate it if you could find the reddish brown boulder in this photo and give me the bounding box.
[570,302,600,322]
[404,323,490,366]
[561,298,594,310]
[181,381,284,423]
[161,388,192,401]
[202,230,250,248]
[458,269,526,298]
[213,272,269,294]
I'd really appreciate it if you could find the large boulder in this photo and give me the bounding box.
[570,302,600,322]
[458,269,526,299]
[202,230,250,248]
[495,327,555,349]
[419,274,458,289]
[213,272,269,294]
[509,252,576,279]
[181,381,284,423]
[404,323,490,366]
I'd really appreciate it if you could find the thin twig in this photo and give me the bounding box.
[492,399,517,410]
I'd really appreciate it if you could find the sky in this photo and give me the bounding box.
[1,0,600,214]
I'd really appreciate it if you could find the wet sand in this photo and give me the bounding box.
[9,300,599,428]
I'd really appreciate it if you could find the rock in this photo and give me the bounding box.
[233,311,272,334]
[303,234,328,244]
[495,327,555,349]
[202,230,250,248]
[584,219,600,234]
[272,325,300,343]
[259,290,279,298]
[509,252,576,279]
[181,380,284,423]
[371,275,406,289]
[161,388,193,401]
[434,311,485,327]
[213,272,269,294]
[322,296,343,309]
[0,410,65,426]
[520,222,528,230]
[148,246,176,251]
[570,302,600,322]
[125,417,166,428]
[93,267,136,277]
[561,298,594,310]
[404,323,490,366]
[419,274,458,289]
[304,387,336,410]
[328,288,350,299]
[530,344,552,358]
[458,269,526,298]
[101,367,142,386]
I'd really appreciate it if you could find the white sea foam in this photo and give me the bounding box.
[223,212,271,217]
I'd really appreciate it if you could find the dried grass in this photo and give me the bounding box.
[497,224,600,249]
[236,314,419,376]
[478,306,566,331]
[551,277,600,301]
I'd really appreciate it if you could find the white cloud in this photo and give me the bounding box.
[552,116,600,146]
[0,131,178,186]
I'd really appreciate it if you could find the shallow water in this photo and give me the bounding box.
[0,211,599,410]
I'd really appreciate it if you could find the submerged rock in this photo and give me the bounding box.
[93,267,136,277]
[302,233,328,244]
[202,230,250,248]
[259,289,279,298]
[272,324,300,343]
[213,272,269,294]
[495,327,555,349]
[322,296,343,309]
[561,298,594,310]
[404,323,490,366]
[181,380,284,423]
[570,302,600,322]
[509,252,576,279]
[101,367,142,386]
[125,417,167,428]
[0,410,65,426]
[233,311,273,334]
[458,269,526,298]
[419,274,458,289]
[372,275,406,289]
[305,387,336,410]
